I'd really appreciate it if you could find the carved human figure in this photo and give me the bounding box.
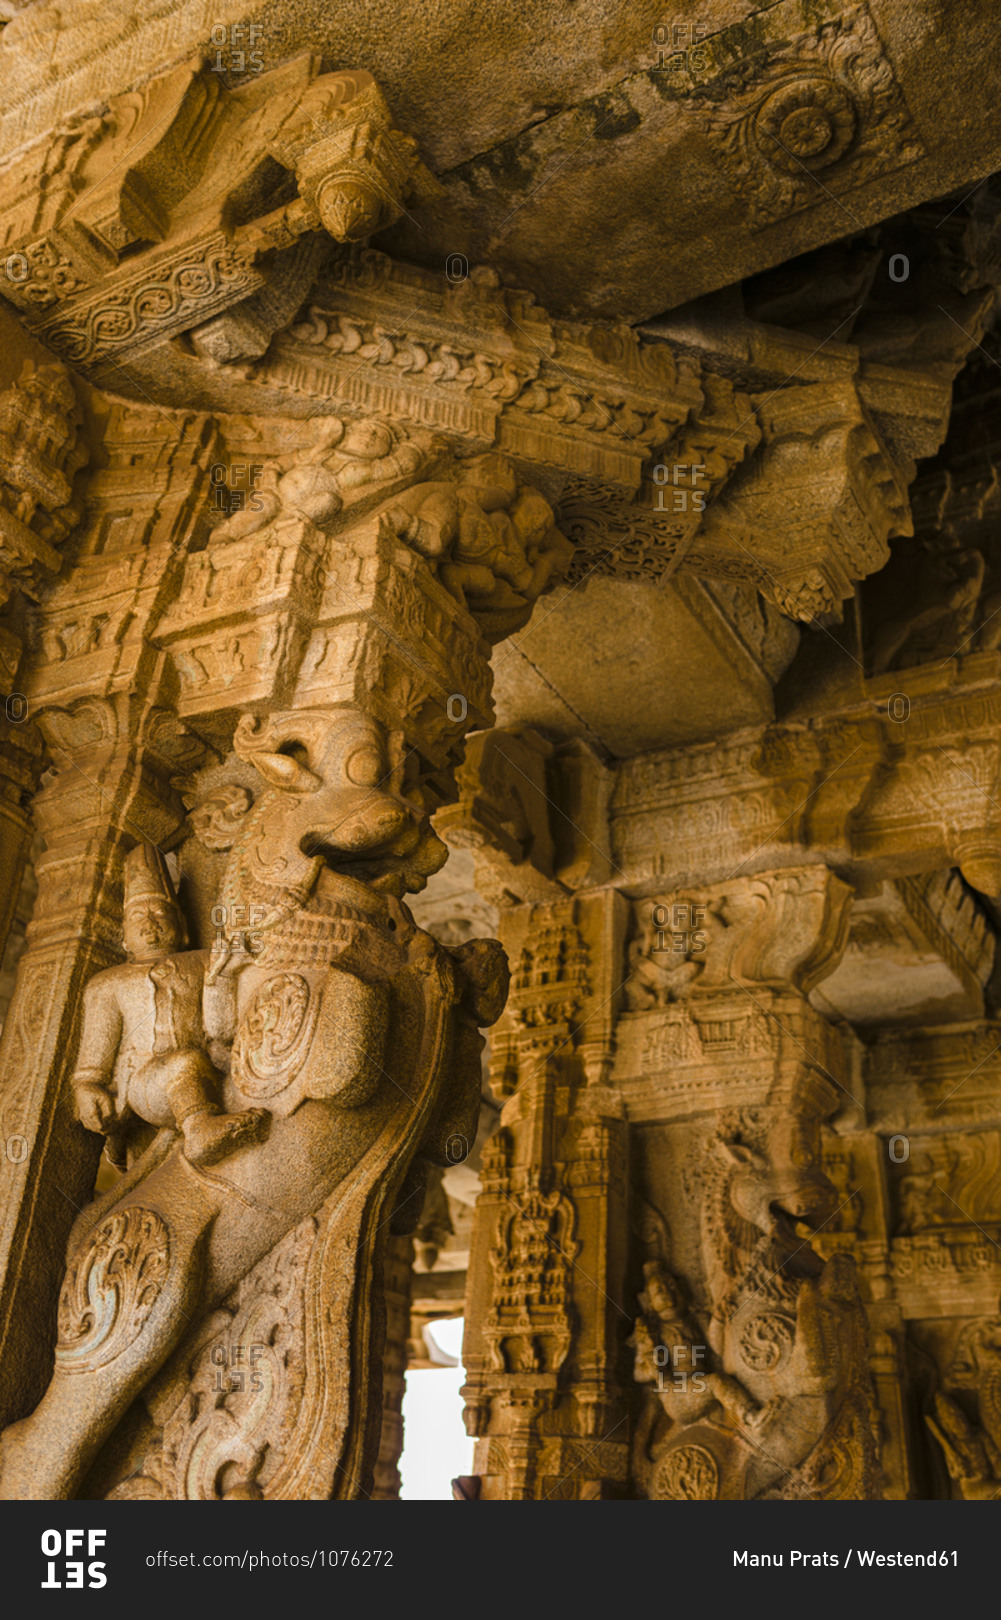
[630,1258,768,1437]
[211,417,426,543]
[71,842,268,1171]
[386,453,575,639]
[624,898,705,1008]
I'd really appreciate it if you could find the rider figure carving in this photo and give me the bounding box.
[71,843,268,1171]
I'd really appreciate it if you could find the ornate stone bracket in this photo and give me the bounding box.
[0,55,439,371]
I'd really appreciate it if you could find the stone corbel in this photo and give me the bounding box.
[690,378,912,622]
[434,726,613,908]
[264,69,439,246]
[0,55,438,373]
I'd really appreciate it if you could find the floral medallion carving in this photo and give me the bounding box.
[690,3,925,230]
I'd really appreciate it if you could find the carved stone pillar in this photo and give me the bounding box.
[616,867,880,1500]
[0,404,220,1426]
[0,717,41,1007]
[462,890,631,1500]
[371,1234,414,1501]
[865,1020,1001,1499]
[0,405,572,1501]
[0,353,88,978]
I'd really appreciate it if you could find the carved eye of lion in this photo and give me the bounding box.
[344,743,384,787]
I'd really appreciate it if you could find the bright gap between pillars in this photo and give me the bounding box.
[399,1317,474,1500]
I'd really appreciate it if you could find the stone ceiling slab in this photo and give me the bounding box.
[490,572,781,757]
[3,1,1001,321]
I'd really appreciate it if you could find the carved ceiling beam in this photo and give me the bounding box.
[133,242,930,617]
[2,45,970,631]
[611,670,1001,900]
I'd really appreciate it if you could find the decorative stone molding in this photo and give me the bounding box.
[610,669,1001,900]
